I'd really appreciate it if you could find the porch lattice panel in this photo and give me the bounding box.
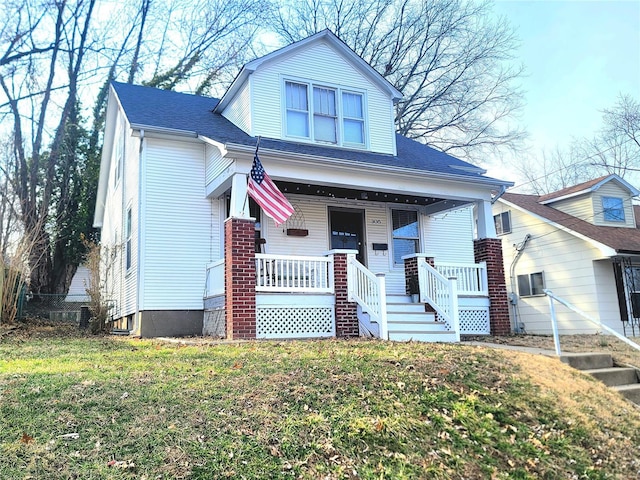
[459,307,490,335]
[257,306,335,339]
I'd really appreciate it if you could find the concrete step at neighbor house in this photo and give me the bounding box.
[560,352,640,406]
[560,352,613,370]
[611,384,640,404]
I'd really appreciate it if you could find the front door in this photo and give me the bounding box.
[329,209,366,265]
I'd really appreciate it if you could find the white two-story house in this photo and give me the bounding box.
[94,30,513,340]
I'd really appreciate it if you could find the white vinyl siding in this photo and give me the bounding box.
[142,139,210,310]
[220,80,252,135]
[422,207,476,264]
[205,144,232,188]
[250,41,396,155]
[549,195,594,221]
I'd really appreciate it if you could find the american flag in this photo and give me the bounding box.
[247,154,294,226]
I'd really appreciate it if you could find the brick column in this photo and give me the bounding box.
[225,217,256,340]
[332,251,359,337]
[474,238,510,335]
[403,255,434,294]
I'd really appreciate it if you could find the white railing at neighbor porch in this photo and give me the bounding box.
[347,255,388,340]
[435,261,488,296]
[418,258,460,341]
[545,289,640,355]
[204,259,225,298]
[255,254,333,293]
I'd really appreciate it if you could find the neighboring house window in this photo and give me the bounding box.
[284,80,366,147]
[392,209,419,264]
[494,211,511,235]
[602,196,625,222]
[517,272,545,296]
[125,207,132,270]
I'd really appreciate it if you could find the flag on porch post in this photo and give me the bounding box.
[247,152,295,226]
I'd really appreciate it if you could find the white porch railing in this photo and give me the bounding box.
[418,258,460,341]
[204,259,225,298]
[255,254,333,293]
[545,289,640,355]
[435,261,488,296]
[347,255,388,340]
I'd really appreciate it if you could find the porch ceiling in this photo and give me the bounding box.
[278,181,452,208]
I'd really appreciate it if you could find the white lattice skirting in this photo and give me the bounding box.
[459,307,490,335]
[256,306,336,339]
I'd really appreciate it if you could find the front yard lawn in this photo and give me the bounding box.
[1,324,639,479]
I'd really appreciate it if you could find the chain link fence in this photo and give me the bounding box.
[23,294,92,324]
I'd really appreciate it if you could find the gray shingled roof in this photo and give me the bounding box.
[112,81,510,184]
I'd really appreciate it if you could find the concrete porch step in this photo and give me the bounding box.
[560,352,613,370]
[583,367,639,387]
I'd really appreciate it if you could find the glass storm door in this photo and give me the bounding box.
[329,209,365,265]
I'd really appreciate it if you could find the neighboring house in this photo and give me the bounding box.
[65,265,90,302]
[93,30,513,340]
[493,174,640,337]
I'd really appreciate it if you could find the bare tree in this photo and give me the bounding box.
[269,0,525,162]
[510,94,640,194]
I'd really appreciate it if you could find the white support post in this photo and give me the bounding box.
[449,277,460,342]
[547,291,562,355]
[476,200,497,239]
[346,252,356,302]
[229,173,250,219]
[377,273,388,340]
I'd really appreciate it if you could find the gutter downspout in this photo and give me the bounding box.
[510,234,531,333]
[134,129,145,334]
[491,185,508,204]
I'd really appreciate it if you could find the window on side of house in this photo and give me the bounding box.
[517,272,545,297]
[392,209,419,265]
[602,196,625,222]
[494,211,511,235]
[125,207,132,271]
[113,122,123,185]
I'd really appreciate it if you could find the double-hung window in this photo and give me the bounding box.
[602,196,625,222]
[285,81,309,138]
[392,210,419,265]
[284,80,365,147]
[342,92,364,144]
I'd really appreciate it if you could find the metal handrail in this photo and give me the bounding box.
[544,289,640,355]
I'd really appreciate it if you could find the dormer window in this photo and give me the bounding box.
[602,196,625,222]
[284,80,366,148]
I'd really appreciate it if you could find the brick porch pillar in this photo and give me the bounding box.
[225,217,256,340]
[474,238,510,335]
[330,250,359,337]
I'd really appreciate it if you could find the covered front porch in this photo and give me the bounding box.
[203,143,510,341]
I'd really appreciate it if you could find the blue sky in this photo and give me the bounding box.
[489,0,640,184]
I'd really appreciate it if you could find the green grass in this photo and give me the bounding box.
[1,328,640,479]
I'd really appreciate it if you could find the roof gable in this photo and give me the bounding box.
[500,192,640,254]
[539,174,640,204]
[214,29,403,113]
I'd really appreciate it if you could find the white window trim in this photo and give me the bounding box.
[125,205,133,273]
[281,77,368,149]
